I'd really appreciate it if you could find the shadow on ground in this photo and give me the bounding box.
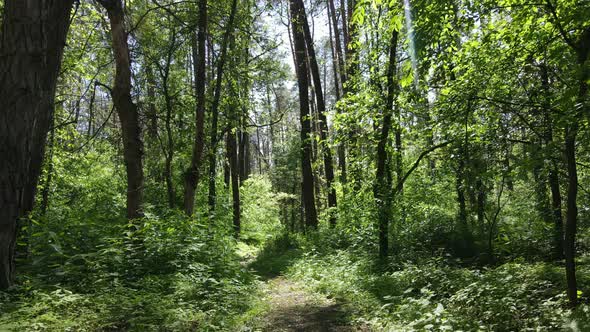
[247,234,303,280]
[257,277,367,332]
[263,303,351,332]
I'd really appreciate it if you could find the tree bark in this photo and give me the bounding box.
[563,26,589,306]
[296,0,338,226]
[0,0,74,289]
[98,0,144,220]
[207,0,238,213]
[539,63,564,260]
[227,127,241,236]
[184,0,207,216]
[159,29,178,209]
[375,28,398,258]
[564,123,578,306]
[290,0,318,229]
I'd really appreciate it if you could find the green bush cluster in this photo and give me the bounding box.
[0,153,291,331]
[274,233,590,331]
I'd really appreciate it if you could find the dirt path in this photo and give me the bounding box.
[255,276,365,332]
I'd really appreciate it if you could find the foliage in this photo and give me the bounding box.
[283,236,590,331]
[240,176,284,245]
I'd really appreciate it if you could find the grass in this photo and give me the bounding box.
[238,231,590,331]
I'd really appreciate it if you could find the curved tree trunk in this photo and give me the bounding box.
[98,0,144,220]
[0,0,74,289]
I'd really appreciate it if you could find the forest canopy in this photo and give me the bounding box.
[0,0,589,330]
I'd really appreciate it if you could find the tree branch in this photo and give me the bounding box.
[392,140,453,196]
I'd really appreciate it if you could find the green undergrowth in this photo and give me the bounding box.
[0,169,283,331]
[0,212,257,331]
[256,230,590,331]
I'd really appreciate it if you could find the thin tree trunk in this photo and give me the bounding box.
[539,63,564,259]
[563,25,589,306]
[161,31,177,209]
[345,0,360,189]
[207,0,239,213]
[164,86,175,209]
[290,0,318,229]
[227,126,241,236]
[184,0,207,216]
[564,123,578,306]
[146,66,158,141]
[297,0,338,225]
[0,0,74,289]
[327,0,347,90]
[98,0,144,220]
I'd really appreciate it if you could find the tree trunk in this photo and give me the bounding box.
[290,0,318,229]
[375,28,398,259]
[539,63,564,259]
[184,0,207,216]
[564,124,578,306]
[563,26,589,306]
[207,0,238,213]
[327,0,347,91]
[146,66,158,141]
[161,33,177,209]
[563,28,589,306]
[344,0,360,189]
[0,0,74,289]
[227,127,241,236]
[296,0,338,225]
[98,0,144,220]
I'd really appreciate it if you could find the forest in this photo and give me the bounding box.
[0,0,589,330]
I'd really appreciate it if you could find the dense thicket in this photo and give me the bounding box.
[0,0,589,330]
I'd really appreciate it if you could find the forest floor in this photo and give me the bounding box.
[254,276,359,331]
[236,243,368,331]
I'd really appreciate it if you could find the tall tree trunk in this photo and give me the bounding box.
[184,0,207,216]
[327,0,348,186]
[345,0,361,189]
[239,130,251,182]
[161,31,177,209]
[375,28,398,259]
[0,0,74,289]
[290,0,318,229]
[227,126,241,236]
[327,4,341,100]
[296,0,338,225]
[327,0,347,90]
[564,123,578,306]
[207,0,238,213]
[164,88,175,208]
[146,66,158,141]
[98,0,144,220]
[563,27,589,306]
[539,63,564,260]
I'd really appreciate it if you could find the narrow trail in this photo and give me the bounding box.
[240,246,369,332]
[256,276,359,332]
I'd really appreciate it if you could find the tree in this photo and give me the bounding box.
[207,0,239,213]
[96,0,145,220]
[289,0,318,229]
[184,0,208,216]
[0,0,74,290]
[375,25,399,259]
[295,0,338,226]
